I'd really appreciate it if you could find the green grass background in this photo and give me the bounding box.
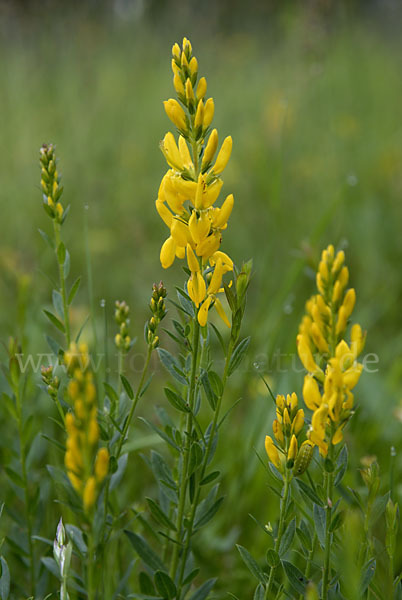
[0,2,401,596]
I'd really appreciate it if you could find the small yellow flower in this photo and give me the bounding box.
[265,436,281,470]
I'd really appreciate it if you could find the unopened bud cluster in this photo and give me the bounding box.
[53,518,72,599]
[40,143,64,223]
[41,365,60,401]
[147,282,167,349]
[114,300,131,352]
[64,343,109,513]
[265,393,314,476]
[297,245,366,456]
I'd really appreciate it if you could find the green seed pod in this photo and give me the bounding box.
[294,441,314,477]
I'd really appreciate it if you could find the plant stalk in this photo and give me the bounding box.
[322,444,335,600]
[265,474,291,599]
[53,220,71,347]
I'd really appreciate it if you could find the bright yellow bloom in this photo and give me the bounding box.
[265,436,281,470]
[212,136,233,175]
[288,435,298,460]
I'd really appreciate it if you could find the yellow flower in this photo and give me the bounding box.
[265,436,281,470]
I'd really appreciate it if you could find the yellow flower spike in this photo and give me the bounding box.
[155,199,173,228]
[161,132,184,171]
[160,236,177,269]
[265,436,281,470]
[65,412,76,434]
[288,392,298,412]
[188,210,211,244]
[198,296,212,327]
[207,259,225,295]
[338,265,349,289]
[182,37,192,55]
[311,322,329,353]
[163,99,187,132]
[83,477,97,513]
[196,232,221,259]
[335,340,353,370]
[332,427,344,445]
[171,58,180,76]
[288,435,298,461]
[194,173,206,210]
[351,324,366,359]
[185,78,195,105]
[343,363,363,389]
[209,251,233,274]
[68,472,83,494]
[171,218,190,247]
[196,76,207,100]
[202,129,219,168]
[212,136,233,175]
[173,73,185,96]
[319,259,329,281]
[276,394,285,412]
[203,98,215,129]
[343,288,356,318]
[292,409,305,435]
[186,243,200,272]
[336,305,348,336]
[189,56,198,77]
[178,136,193,169]
[181,52,189,69]
[273,419,284,444]
[213,297,231,327]
[167,173,197,199]
[202,178,224,209]
[187,271,206,307]
[316,273,325,296]
[212,194,234,229]
[194,100,204,129]
[95,448,110,483]
[283,408,291,429]
[172,42,181,60]
[332,250,345,274]
[297,334,322,375]
[88,418,100,446]
[332,280,342,304]
[303,374,322,411]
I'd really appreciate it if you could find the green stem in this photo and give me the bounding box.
[16,384,36,597]
[299,535,317,600]
[169,320,201,581]
[101,344,153,545]
[116,349,124,417]
[87,528,95,600]
[176,338,234,596]
[265,474,291,599]
[53,220,71,347]
[322,444,335,600]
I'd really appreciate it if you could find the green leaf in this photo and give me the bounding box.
[154,571,176,600]
[45,335,61,356]
[236,545,266,584]
[57,242,66,265]
[68,277,81,305]
[139,418,180,452]
[228,337,250,376]
[75,315,89,342]
[200,471,220,486]
[210,323,226,355]
[279,517,296,556]
[313,504,326,548]
[63,249,70,278]
[208,370,223,397]
[369,492,390,527]
[41,557,61,580]
[330,510,345,532]
[5,467,24,489]
[104,382,119,406]
[176,287,195,317]
[65,524,87,556]
[334,445,348,486]
[43,309,65,333]
[38,228,55,249]
[52,289,64,318]
[110,453,128,491]
[296,524,312,552]
[1,393,17,422]
[157,349,188,385]
[282,560,308,594]
[146,498,177,531]
[360,559,376,595]
[139,571,155,594]
[188,578,217,600]
[253,584,264,600]
[124,531,166,573]
[200,370,217,410]
[182,568,200,586]
[296,478,324,507]
[0,556,10,600]
[188,442,203,476]
[266,549,280,568]
[194,497,224,529]
[121,375,134,400]
[164,387,189,413]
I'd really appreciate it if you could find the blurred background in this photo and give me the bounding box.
[0,0,402,595]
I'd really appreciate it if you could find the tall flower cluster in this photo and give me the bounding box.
[265,393,314,476]
[156,37,234,327]
[64,343,109,513]
[40,143,64,223]
[297,245,366,456]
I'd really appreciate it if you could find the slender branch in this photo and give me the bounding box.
[265,474,291,599]
[169,319,201,581]
[53,220,71,347]
[322,444,335,600]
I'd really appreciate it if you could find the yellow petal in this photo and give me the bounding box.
[160,236,176,269]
